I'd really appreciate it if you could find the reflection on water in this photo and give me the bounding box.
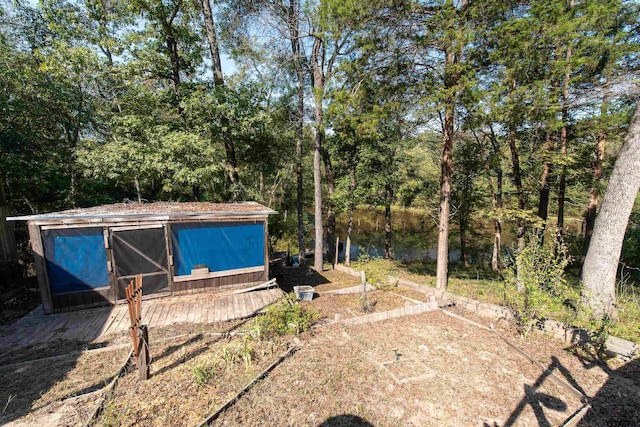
[333,207,510,264]
[328,207,584,265]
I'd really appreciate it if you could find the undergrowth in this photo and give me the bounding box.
[253,295,319,339]
[350,251,640,344]
[504,235,574,336]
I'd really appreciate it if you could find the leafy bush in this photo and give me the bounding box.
[255,296,319,338]
[504,234,574,336]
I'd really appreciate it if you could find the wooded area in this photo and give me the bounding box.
[1,0,639,318]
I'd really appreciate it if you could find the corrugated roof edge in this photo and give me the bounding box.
[7,202,278,221]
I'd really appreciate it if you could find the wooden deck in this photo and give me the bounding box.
[0,288,283,351]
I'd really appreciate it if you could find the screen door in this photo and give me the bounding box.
[110,226,170,299]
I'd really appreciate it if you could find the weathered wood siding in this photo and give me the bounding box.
[172,270,266,295]
[50,287,115,313]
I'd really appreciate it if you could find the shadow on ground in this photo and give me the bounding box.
[318,414,374,426]
[270,259,330,294]
[579,357,640,426]
[0,341,86,424]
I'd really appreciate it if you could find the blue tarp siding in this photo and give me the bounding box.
[171,222,265,276]
[42,228,110,293]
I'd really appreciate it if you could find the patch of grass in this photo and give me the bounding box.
[611,294,640,344]
[255,296,319,338]
[101,400,119,427]
[447,278,506,306]
[353,258,401,286]
[192,364,215,386]
[353,255,640,344]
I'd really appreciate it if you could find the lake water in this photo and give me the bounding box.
[332,207,581,265]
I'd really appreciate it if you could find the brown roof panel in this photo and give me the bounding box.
[8,201,277,221]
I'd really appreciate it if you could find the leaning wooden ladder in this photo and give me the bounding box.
[125,274,143,356]
[125,274,150,379]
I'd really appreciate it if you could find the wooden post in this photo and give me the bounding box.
[137,324,150,380]
[125,283,138,356]
[28,222,53,314]
[334,237,339,267]
[360,270,366,292]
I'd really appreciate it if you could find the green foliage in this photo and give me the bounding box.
[192,364,215,386]
[221,339,255,370]
[589,314,614,360]
[255,296,319,338]
[504,235,575,336]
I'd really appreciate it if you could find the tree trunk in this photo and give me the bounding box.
[0,176,17,264]
[199,0,240,199]
[311,37,324,272]
[582,104,640,318]
[507,130,526,251]
[506,126,526,291]
[582,131,606,263]
[492,144,503,273]
[134,176,142,203]
[322,148,336,266]
[384,182,393,260]
[201,0,224,86]
[459,206,467,266]
[557,43,572,241]
[537,131,553,242]
[346,169,355,267]
[166,36,181,103]
[435,50,456,290]
[289,0,305,266]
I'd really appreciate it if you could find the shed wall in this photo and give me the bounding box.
[31,216,270,313]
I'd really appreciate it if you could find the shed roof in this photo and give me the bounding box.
[8,201,277,222]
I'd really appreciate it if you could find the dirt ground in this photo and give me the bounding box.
[0,266,638,426]
[0,344,129,426]
[214,310,603,426]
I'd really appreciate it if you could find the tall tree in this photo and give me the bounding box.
[199,0,242,199]
[582,103,640,317]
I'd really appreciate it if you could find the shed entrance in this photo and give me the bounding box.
[110,226,170,299]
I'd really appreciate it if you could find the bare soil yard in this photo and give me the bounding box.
[0,343,129,426]
[0,266,638,426]
[214,310,610,426]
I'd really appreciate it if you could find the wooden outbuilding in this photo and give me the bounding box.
[8,202,277,314]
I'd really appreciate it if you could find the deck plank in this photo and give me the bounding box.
[195,299,204,324]
[214,295,222,323]
[225,295,233,322]
[19,318,53,346]
[58,315,87,342]
[109,307,129,334]
[240,293,250,318]
[158,303,170,327]
[203,302,212,324]
[26,317,67,346]
[110,308,130,334]
[179,300,190,323]
[185,302,194,324]
[143,303,158,328]
[146,303,158,328]
[174,302,184,324]
[78,312,107,342]
[247,292,259,315]
[99,307,123,336]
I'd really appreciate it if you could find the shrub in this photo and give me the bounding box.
[504,234,574,336]
[255,296,319,338]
